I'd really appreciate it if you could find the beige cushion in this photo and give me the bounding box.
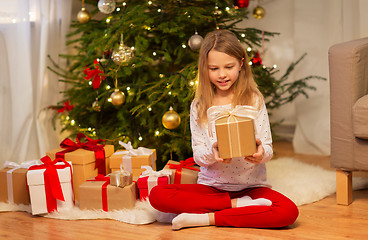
[353,95,368,139]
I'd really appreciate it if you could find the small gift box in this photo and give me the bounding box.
[110,141,156,180]
[0,160,40,205]
[46,133,114,201]
[109,167,133,188]
[137,166,171,201]
[79,175,136,211]
[26,156,74,215]
[208,105,258,159]
[164,158,200,184]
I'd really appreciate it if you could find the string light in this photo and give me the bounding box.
[122,2,127,6]
[152,52,157,56]
[71,120,75,126]
[138,136,143,141]
[155,130,160,136]
[108,98,112,102]
[168,91,172,95]
[273,64,277,68]
[148,1,152,5]
[241,33,246,38]
[106,85,111,90]
[126,86,130,91]
[189,81,195,86]
[247,47,252,52]
[89,81,92,86]
[116,7,121,11]
[248,61,253,66]
[182,44,186,48]
[148,107,152,111]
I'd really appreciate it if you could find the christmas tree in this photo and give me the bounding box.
[50,0,323,169]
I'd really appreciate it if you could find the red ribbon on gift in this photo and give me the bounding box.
[168,157,200,184]
[56,132,107,175]
[28,156,73,213]
[88,174,110,211]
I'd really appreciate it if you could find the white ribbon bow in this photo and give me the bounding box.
[140,166,171,193]
[114,141,154,172]
[140,165,172,178]
[207,105,258,137]
[118,141,153,156]
[3,160,41,169]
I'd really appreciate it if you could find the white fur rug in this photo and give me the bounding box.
[1,157,368,225]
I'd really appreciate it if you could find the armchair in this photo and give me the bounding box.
[329,37,368,205]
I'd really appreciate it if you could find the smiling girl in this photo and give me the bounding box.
[149,29,299,230]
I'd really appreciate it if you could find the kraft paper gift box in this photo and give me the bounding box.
[26,157,74,215]
[46,133,114,201]
[208,105,258,159]
[0,160,40,205]
[137,166,171,201]
[79,175,136,211]
[163,158,200,184]
[110,141,156,179]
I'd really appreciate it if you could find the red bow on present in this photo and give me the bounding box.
[168,157,200,184]
[84,59,105,89]
[28,156,73,213]
[56,132,107,175]
[57,100,74,113]
[88,174,110,211]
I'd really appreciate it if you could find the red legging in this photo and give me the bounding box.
[149,184,299,228]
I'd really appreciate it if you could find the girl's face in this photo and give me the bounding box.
[207,49,243,95]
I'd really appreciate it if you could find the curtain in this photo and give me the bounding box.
[0,0,72,167]
[241,0,368,155]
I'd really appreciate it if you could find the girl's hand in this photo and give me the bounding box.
[212,142,232,164]
[244,139,264,164]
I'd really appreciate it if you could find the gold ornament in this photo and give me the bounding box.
[112,35,134,65]
[77,7,91,23]
[110,89,125,106]
[253,6,265,19]
[162,106,181,129]
[92,99,101,112]
[188,33,203,51]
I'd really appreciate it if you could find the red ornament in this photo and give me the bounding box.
[251,52,262,66]
[84,59,105,89]
[57,100,74,113]
[234,0,249,8]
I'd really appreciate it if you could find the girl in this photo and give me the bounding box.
[149,29,298,230]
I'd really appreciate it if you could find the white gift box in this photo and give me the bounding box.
[26,161,74,215]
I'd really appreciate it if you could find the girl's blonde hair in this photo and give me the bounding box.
[194,29,263,126]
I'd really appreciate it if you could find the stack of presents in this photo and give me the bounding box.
[0,133,200,215]
[1,108,256,215]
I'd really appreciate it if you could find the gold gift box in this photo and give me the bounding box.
[109,149,156,178]
[46,145,114,201]
[164,160,199,184]
[0,168,30,205]
[215,117,256,159]
[79,181,136,211]
[110,170,133,188]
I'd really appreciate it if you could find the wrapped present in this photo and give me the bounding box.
[164,158,200,184]
[46,133,114,201]
[0,160,40,205]
[109,166,133,188]
[208,105,258,159]
[110,141,156,179]
[79,175,136,211]
[26,156,74,215]
[137,166,171,201]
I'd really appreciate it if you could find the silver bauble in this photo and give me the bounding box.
[188,33,203,51]
[98,0,116,14]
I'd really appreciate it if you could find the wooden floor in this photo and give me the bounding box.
[1,141,368,240]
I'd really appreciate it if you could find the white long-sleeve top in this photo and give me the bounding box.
[190,100,273,191]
